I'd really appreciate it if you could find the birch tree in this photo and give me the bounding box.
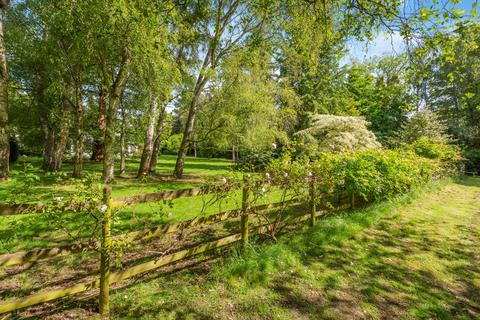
[0,0,9,180]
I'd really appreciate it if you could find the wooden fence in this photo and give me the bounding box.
[0,181,329,316]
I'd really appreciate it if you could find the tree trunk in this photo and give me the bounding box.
[119,104,126,175]
[232,145,236,162]
[137,96,158,178]
[102,97,116,183]
[173,101,196,178]
[39,86,72,172]
[0,9,9,180]
[91,87,107,161]
[148,103,166,174]
[72,85,83,178]
[52,113,69,170]
[42,128,55,170]
[41,122,70,171]
[102,49,130,183]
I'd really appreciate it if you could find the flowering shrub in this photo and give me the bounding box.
[261,143,460,212]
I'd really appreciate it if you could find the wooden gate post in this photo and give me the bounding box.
[99,186,112,316]
[309,177,316,227]
[240,176,250,250]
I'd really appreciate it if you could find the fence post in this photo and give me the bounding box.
[309,177,316,227]
[99,186,112,316]
[241,176,250,250]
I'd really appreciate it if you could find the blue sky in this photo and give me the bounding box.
[341,0,478,64]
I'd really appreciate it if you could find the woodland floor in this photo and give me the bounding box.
[6,176,479,319]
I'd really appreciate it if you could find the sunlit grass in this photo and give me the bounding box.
[103,176,480,319]
[0,155,233,203]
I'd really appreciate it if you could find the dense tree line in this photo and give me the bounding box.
[0,0,478,181]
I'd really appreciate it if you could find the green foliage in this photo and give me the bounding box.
[194,48,285,156]
[266,142,456,207]
[409,137,461,162]
[347,56,415,143]
[424,22,480,148]
[463,148,480,175]
[160,134,183,155]
[392,110,451,145]
[295,114,381,152]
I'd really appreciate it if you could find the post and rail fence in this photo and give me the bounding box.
[0,178,345,316]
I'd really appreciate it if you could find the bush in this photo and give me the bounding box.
[161,134,183,154]
[463,148,480,175]
[294,114,381,152]
[341,149,438,202]
[392,110,450,145]
[265,144,455,207]
[408,137,462,174]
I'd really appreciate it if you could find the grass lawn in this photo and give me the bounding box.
[0,154,238,252]
[92,176,479,319]
[0,186,291,253]
[2,176,479,319]
[0,155,233,204]
[0,155,289,253]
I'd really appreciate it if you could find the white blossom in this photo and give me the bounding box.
[283,172,288,178]
[271,143,277,149]
[167,212,173,218]
[221,177,227,184]
[261,187,267,193]
[100,204,108,213]
[265,172,270,179]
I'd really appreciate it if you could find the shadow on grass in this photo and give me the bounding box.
[5,178,480,319]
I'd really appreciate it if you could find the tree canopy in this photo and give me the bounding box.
[0,0,478,180]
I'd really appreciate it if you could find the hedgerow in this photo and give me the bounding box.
[263,142,461,209]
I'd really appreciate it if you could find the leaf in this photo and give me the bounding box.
[420,7,429,19]
[464,92,476,99]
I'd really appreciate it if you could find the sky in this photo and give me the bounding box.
[341,0,478,65]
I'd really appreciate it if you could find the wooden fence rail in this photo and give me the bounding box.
[0,180,323,316]
[0,200,300,267]
[0,209,321,315]
[0,187,210,216]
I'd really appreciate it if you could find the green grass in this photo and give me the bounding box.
[0,184,290,253]
[0,154,238,252]
[2,177,479,319]
[96,176,480,319]
[0,155,233,203]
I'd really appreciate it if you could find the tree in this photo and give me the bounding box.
[0,0,9,180]
[136,51,179,178]
[70,0,175,182]
[295,114,381,152]
[173,0,269,178]
[347,56,414,144]
[194,47,285,157]
[393,109,450,145]
[6,0,75,172]
[424,22,480,147]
